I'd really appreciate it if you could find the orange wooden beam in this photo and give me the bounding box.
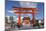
[13,8,38,10]
[14,12,38,14]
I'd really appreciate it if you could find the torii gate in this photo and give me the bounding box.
[13,7,38,26]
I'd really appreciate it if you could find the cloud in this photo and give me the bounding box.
[20,2,37,8]
[8,11,14,13]
[8,10,17,13]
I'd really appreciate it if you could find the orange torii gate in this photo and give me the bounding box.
[13,7,38,26]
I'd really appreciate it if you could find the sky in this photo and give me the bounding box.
[5,1,44,20]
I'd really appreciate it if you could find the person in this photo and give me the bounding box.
[33,20,40,28]
[23,17,30,24]
[22,16,33,29]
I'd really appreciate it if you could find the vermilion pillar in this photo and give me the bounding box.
[32,9,35,25]
[18,14,21,26]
